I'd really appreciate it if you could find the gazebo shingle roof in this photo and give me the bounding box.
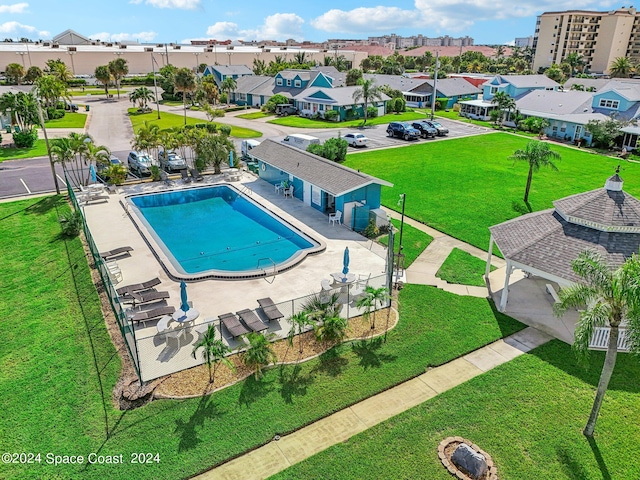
[553,187,640,229]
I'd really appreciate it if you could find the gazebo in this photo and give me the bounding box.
[487,171,640,318]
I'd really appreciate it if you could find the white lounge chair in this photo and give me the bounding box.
[284,185,294,198]
[329,210,342,225]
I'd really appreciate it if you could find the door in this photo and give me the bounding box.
[303,182,311,206]
[574,125,582,142]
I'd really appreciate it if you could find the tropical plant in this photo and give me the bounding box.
[23,66,43,84]
[352,78,383,125]
[58,209,83,237]
[34,74,68,108]
[252,58,266,75]
[287,312,314,354]
[5,62,25,84]
[315,314,349,344]
[346,68,363,86]
[586,117,628,149]
[565,52,585,76]
[108,57,129,99]
[174,67,197,124]
[45,59,73,83]
[129,86,155,110]
[0,91,38,132]
[306,137,348,163]
[264,94,290,113]
[523,116,550,136]
[101,164,127,185]
[51,133,109,187]
[220,77,237,106]
[94,65,112,98]
[200,75,220,104]
[554,250,640,437]
[356,286,391,330]
[194,131,236,173]
[131,121,161,161]
[242,332,277,380]
[508,140,561,204]
[191,324,234,384]
[544,63,565,83]
[490,91,512,125]
[609,56,634,78]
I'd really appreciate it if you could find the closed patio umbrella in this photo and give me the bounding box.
[180,281,190,312]
[342,246,350,276]
[89,164,97,184]
[229,150,234,168]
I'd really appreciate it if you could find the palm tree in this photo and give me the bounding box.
[46,60,73,83]
[315,315,348,344]
[24,66,43,84]
[356,286,391,330]
[200,75,220,105]
[131,121,161,161]
[220,77,237,107]
[108,57,129,99]
[194,131,235,173]
[129,86,155,110]
[5,63,25,85]
[174,67,197,125]
[252,58,266,75]
[509,140,561,204]
[490,91,512,126]
[33,74,68,108]
[609,56,634,78]
[554,250,640,437]
[192,325,234,384]
[565,52,585,76]
[50,132,94,187]
[242,332,277,380]
[94,65,112,99]
[287,312,314,355]
[352,78,383,126]
[84,141,110,185]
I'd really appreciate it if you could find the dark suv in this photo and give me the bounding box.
[411,121,438,138]
[387,122,420,140]
[423,120,449,136]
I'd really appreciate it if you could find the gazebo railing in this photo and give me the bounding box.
[589,327,630,352]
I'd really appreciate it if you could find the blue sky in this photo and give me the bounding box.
[0,0,623,45]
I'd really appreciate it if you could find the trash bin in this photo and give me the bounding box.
[5,126,10,134]
[85,105,90,112]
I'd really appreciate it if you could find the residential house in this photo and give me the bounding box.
[416,77,481,108]
[248,139,393,231]
[203,65,253,88]
[363,73,433,106]
[294,86,390,120]
[231,75,274,107]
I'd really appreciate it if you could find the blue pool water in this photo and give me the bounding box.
[130,186,317,275]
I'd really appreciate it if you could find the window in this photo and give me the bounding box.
[286,79,291,86]
[294,79,301,87]
[598,98,619,109]
[490,86,498,94]
[276,78,283,86]
[319,104,324,111]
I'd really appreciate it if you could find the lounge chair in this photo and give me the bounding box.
[160,171,175,186]
[218,312,250,339]
[116,277,161,296]
[100,246,133,260]
[181,169,192,184]
[190,168,204,182]
[121,290,170,307]
[129,306,175,325]
[237,309,268,333]
[257,297,284,322]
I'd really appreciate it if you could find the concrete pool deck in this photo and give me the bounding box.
[83,170,388,381]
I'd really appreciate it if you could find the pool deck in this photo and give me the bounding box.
[83,171,388,382]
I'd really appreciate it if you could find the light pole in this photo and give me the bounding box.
[226,51,232,65]
[15,51,27,68]
[193,51,201,72]
[36,100,60,194]
[430,51,439,121]
[150,52,161,120]
[395,193,406,283]
[67,51,76,75]
[158,51,167,67]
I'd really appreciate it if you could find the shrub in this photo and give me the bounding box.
[205,123,217,133]
[219,93,227,104]
[46,107,65,120]
[366,106,378,118]
[363,218,380,238]
[66,78,86,87]
[161,92,180,101]
[150,165,161,181]
[102,164,127,185]
[58,209,83,237]
[195,123,208,129]
[453,103,461,112]
[391,97,406,114]
[12,129,38,148]
[218,124,231,136]
[436,98,449,110]
[324,110,339,122]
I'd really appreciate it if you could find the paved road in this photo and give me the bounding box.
[0,99,491,199]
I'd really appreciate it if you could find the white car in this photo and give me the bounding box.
[344,133,369,147]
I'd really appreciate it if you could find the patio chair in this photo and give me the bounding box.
[129,306,175,325]
[160,171,175,186]
[116,277,161,296]
[218,312,251,339]
[257,297,284,322]
[190,168,204,182]
[181,169,192,184]
[237,309,268,333]
[328,210,342,225]
[100,246,133,260]
[283,185,294,198]
[122,290,170,307]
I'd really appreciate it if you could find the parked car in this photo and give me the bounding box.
[343,133,369,147]
[97,155,126,174]
[127,151,154,176]
[411,121,438,138]
[423,120,449,136]
[387,122,420,140]
[158,150,187,172]
[275,104,298,116]
[65,102,79,112]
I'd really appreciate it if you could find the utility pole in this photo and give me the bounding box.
[430,51,439,120]
[151,52,161,120]
[37,101,60,194]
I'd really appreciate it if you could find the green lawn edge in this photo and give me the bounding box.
[268,111,427,128]
[436,248,496,287]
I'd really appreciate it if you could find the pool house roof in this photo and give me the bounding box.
[248,139,393,196]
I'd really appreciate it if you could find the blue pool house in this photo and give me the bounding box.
[248,139,393,232]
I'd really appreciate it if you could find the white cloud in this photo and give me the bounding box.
[0,2,28,13]
[0,21,47,37]
[312,0,621,33]
[205,13,305,41]
[129,0,200,9]
[90,31,157,42]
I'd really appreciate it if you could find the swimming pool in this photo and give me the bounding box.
[127,185,323,279]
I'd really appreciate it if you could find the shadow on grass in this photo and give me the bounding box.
[0,195,62,221]
[556,445,594,480]
[511,200,531,215]
[311,348,348,378]
[530,340,640,394]
[587,437,612,480]
[278,364,315,404]
[351,337,397,370]
[175,394,225,452]
[487,299,527,338]
[238,374,274,407]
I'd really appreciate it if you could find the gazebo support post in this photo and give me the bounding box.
[486,235,494,279]
[499,260,513,312]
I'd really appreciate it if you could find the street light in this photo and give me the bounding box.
[36,101,61,195]
[193,51,201,72]
[15,51,27,68]
[66,50,77,75]
[226,51,232,65]
[397,193,406,258]
[150,51,161,120]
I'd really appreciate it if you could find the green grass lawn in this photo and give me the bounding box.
[68,89,121,97]
[272,340,640,479]
[268,111,426,128]
[0,201,523,479]
[128,108,262,138]
[434,109,495,129]
[158,99,184,106]
[44,112,87,128]
[343,133,639,252]
[0,139,48,161]
[378,218,433,268]
[237,111,274,120]
[436,248,495,287]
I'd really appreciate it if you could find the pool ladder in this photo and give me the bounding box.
[257,258,276,283]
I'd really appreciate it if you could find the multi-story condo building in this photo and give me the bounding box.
[533,7,640,74]
[367,34,473,49]
[514,36,534,48]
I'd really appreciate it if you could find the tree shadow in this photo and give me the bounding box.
[174,394,225,452]
[0,195,62,222]
[587,436,612,480]
[511,200,532,215]
[238,374,274,407]
[487,298,527,338]
[278,364,315,404]
[311,348,348,378]
[351,338,397,370]
[556,445,593,480]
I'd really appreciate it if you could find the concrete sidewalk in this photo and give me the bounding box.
[196,327,551,480]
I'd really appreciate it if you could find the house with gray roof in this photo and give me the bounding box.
[293,86,390,120]
[203,64,253,89]
[247,139,393,231]
[489,171,640,313]
[231,75,274,107]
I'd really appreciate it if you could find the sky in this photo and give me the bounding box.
[0,0,624,46]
